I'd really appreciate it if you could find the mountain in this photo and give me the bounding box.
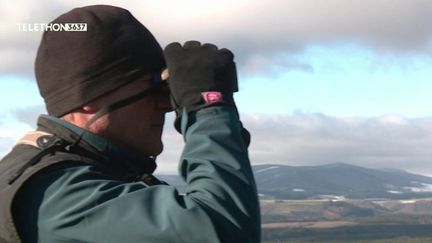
[157,163,432,200]
[253,163,432,200]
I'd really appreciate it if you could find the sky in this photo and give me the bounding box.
[0,0,431,175]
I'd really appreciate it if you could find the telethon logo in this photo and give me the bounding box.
[17,23,87,32]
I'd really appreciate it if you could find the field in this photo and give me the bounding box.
[260,199,432,242]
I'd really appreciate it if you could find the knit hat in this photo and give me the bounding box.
[35,5,165,117]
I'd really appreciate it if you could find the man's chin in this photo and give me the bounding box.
[154,142,163,156]
[143,142,163,157]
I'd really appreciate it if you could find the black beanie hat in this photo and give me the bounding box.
[35,5,165,117]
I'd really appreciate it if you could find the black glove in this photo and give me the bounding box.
[164,41,238,115]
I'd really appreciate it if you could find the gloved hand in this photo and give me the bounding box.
[163,41,238,115]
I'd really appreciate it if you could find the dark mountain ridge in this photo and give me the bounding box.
[253,163,432,199]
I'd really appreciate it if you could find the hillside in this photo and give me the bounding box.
[253,163,432,199]
[158,163,432,200]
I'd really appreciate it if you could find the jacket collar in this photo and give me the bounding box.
[36,115,157,176]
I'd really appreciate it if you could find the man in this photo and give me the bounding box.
[0,4,260,243]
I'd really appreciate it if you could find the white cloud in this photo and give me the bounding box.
[1,1,431,176]
[0,122,31,157]
[145,111,432,176]
[10,105,46,127]
[242,112,432,175]
[2,108,432,176]
[1,0,432,75]
[157,113,184,174]
[0,137,15,158]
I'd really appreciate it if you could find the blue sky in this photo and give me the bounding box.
[1,0,432,175]
[236,44,432,117]
[4,43,431,118]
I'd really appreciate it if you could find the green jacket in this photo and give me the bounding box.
[11,106,260,242]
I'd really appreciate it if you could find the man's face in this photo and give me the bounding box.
[97,78,172,157]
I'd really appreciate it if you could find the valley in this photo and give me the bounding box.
[260,198,432,242]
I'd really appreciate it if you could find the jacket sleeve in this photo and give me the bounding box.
[13,106,261,243]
